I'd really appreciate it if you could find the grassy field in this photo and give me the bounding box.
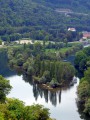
[45,47,72,54]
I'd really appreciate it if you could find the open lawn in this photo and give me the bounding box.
[45,47,72,54]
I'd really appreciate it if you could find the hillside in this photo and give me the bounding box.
[33,0,90,13]
[0,0,90,42]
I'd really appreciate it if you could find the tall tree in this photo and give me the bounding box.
[0,75,12,102]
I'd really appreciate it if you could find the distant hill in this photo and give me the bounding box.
[0,0,90,42]
[33,0,90,13]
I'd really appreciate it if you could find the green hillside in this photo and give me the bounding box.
[33,0,90,13]
[0,0,90,42]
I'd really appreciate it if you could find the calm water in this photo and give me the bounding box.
[0,51,87,120]
[7,75,83,120]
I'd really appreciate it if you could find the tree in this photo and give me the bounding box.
[0,98,52,120]
[41,70,50,83]
[0,75,12,102]
[27,65,34,75]
[7,98,25,120]
[17,58,24,66]
[78,80,90,102]
[24,104,50,120]
[0,112,4,120]
[78,67,90,115]
[84,67,90,83]
[63,38,68,47]
[34,42,42,54]
[79,58,87,71]
[84,98,90,115]
[74,51,87,68]
[44,35,49,42]
[0,40,2,45]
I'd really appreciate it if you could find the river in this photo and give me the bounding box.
[0,51,87,120]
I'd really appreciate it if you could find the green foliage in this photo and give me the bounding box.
[0,98,51,120]
[78,67,90,115]
[0,40,2,45]
[75,47,90,116]
[0,112,4,120]
[75,51,87,67]
[84,67,90,84]
[23,62,29,71]
[0,98,53,120]
[7,42,76,87]
[7,98,25,120]
[84,98,90,115]
[50,78,58,85]
[75,46,90,72]
[34,42,43,54]
[27,66,34,75]
[24,104,50,120]
[0,75,12,102]
[16,58,24,66]
[0,0,86,42]
[78,80,90,101]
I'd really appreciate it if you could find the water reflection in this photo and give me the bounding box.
[22,73,62,106]
[7,75,82,120]
[22,73,90,120]
[0,50,16,77]
[0,50,89,120]
[32,84,61,106]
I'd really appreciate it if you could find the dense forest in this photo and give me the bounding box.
[33,0,90,13]
[0,0,90,42]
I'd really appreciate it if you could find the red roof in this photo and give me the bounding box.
[83,32,90,38]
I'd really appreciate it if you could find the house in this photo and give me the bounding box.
[82,31,90,39]
[68,28,76,32]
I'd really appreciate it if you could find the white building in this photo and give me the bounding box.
[68,28,76,32]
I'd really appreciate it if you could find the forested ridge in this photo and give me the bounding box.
[0,0,90,42]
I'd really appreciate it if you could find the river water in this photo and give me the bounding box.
[0,51,86,120]
[7,75,82,120]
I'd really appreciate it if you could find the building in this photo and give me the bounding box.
[82,31,90,39]
[68,28,76,32]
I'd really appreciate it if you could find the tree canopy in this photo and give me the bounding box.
[0,0,89,42]
[0,75,12,102]
[0,98,52,120]
[78,68,90,115]
[75,46,90,72]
